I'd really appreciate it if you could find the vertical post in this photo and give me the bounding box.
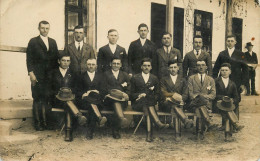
[87,0,97,51]
[226,0,233,38]
[166,0,174,44]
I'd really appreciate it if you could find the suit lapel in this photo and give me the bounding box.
[198,51,205,60]
[202,75,210,89]
[105,44,114,56]
[70,43,81,62]
[166,75,176,92]
[37,36,47,51]
[194,74,202,88]
[159,48,168,62]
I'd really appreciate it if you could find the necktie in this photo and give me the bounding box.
[201,74,203,85]
[196,50,199,57]
[78,43,80,52]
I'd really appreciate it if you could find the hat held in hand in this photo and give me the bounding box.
[56,87,75,101]
[106,89,128,102]
[217,96,235,112]
[84,91,101,104]
[190,94,208,108]
[168,93,183,105]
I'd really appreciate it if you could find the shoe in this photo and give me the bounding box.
[120,117,128,128]
[99,116,107,127]
[112,130,121,139]
[157,121,169,129]
[77,113,87,126]
[251,91,259,96]
[146,132,153,142]
[35,123,44,131]
[246,93,250,96]
[224,133,235,142]
[234,125,244,132]
[175,136,181,142]
[86,131,93,140]
[64,129,73,142]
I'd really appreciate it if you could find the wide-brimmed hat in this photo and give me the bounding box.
[246,42,253,48]
[83,91,101,104]
[217,96,235,112]
[56,87,75,101]
[168,93,183,105]
[106,89,127,102]
[190,95,208,108]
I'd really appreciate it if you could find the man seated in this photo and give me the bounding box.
[130,58,169,142]
[187,60,216,140]
[214,63,244,141]
[103,57,130,139]
[160,60,193,141]
[48,53,87,142]
[79,58,107,140]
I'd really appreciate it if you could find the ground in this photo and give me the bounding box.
[1,97,260,161]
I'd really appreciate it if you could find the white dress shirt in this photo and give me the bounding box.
[87,71,95,82]
[112,70,119,79]
[170,74,177,84]
[142,72,150,83]
[140,38,146,46]
[227,47,235,57]
[194,49,202,58]
[109,43,117,54]
[75,41,83,51]
[164,46,171,54]
[198,73,206,83]
[59,67,68,78]
[221,77,229,88]
[40,35,49,51]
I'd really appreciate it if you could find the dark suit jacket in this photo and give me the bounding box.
[67,42,96,75]
[130,73,159,109]
[103,70,131,95]
[128,39,157,75]
[97,44,128,73]
[244,51,258,71]
[47,68,76,105]
[160,74,187,102]
[26,36,59,81]
[157,47,182,78]
[213,49,248,88]
[183,50,212,77]
[214,77,239,105]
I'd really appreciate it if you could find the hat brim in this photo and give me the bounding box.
[167,100,183,106]
[56,94,75,101]
[106,95,126,102]
[216,100,235,111]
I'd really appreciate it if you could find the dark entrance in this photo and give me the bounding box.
[232,18,243,51]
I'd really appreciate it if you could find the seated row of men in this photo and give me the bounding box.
[42,53,244,142]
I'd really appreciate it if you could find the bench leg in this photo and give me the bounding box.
[133,115,144,135]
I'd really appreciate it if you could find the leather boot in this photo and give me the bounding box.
[91,104,107,127]
[146,115,153,142]
[174,106,193,129]
[65,112,73,141]
[33,101,43,131]
[148,106,169,129]
[113,102,128,128]
[41,103,48,130]
[86,127,94,140]
[76,113,87,126]
[65,128,73,142]
[66,101,87,126]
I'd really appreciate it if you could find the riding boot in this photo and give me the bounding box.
[41,102,48,130]
[227,111,244,131]
[113,102,128,128]
[64,112,73,142]
[148,106,169,129]
[67,101,87,126]
[90,104,107,127]
[146,115,153,142]
[33,101,43,131]
[174,106,193,129]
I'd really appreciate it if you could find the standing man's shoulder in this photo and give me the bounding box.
[172,47,181,53]
[83,42,94,50]
[130,39,140,45]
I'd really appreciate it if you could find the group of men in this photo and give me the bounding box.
[26,21,257,143]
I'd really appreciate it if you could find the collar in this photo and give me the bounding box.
[193,49,201,55]
[198,73,206,79]
[40,35,48,40]
[140,38,147,44]
[163,46,171,53]
[112,70,119,75]
[109,43,117,47]
[87,71,95,76]
[59,67,68,72]
[75,40,83,47]
[170,74,178,83]
[142,72,150,77]
[227,47,235,53]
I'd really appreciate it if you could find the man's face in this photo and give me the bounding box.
[196,61,207,74]
[38,23,50,37]
[107,31,119,45]
[168,63,179,76]
[58,56,71,69]
[141,61,152,74]
[162,34,172,47]
[193,38,203,51]
[74,28,84,42]
[111,59,122,72]
[86,59,97,73]
[247,46,253,52]
[226,37,236,49]
[220,67,231,78]
[138,27,149,39]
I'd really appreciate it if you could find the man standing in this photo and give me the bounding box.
[244,42,258,96]
[183,35,212,77]
[97,29,128,73]
[26,20,59,131]
[213,35,248,117]
[157,32,182,79]
[67,25,95,75]
[128,23,157,76]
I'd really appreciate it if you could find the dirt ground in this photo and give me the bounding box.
[1,104,260,161]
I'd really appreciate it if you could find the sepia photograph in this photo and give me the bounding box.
[0,0,260,160]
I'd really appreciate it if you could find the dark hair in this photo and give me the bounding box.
[108,29,118,35]
[58,51,70,60]
[141,57,152,65]
[38,21,49,28]
[111,56,122,63]
[168,60,178,67]
[226,34,236,40]
[193,35,203,41]
[220,63,231,69]
[138,23,148,30]
[162,32,172,39]
[74,25,84,31]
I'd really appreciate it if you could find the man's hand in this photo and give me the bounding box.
[29,72,38,86]
[136,93,146,101]
[129,73,133,78]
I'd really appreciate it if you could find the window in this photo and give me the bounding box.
[194,10,213,57]
[65,0,87,46]
[232,18,243,51]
